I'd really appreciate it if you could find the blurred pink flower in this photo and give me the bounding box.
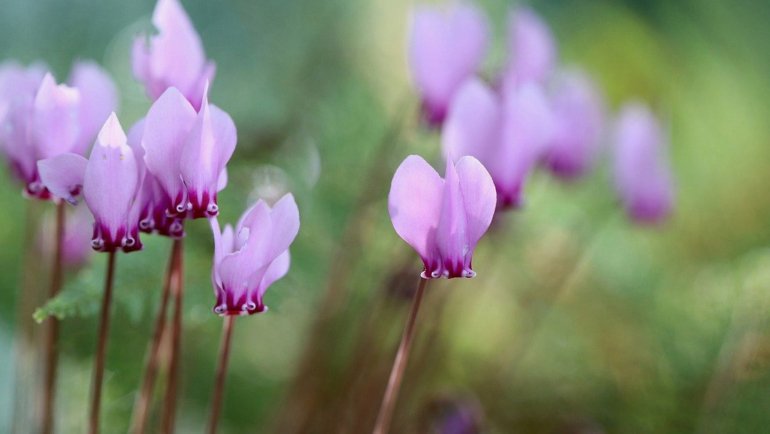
[37,205,94,269]
[408,3,489,126]
[132,0,216,110]
[542,70,606,180]
[388,155,496,279]
[613,102,674,224]
[0,61,117,199]
[210,194,300,316]
[443,78,554,209]
[500,7,557,92]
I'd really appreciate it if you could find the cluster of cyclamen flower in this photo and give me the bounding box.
[389,3,675,280]
[0,0,298,432]
[375,4,676,432]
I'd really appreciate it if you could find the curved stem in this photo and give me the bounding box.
[88,251,117,434]
[130,240,180,434]
[160,239,184,434]
[372,277,429,434]
[207,315,236,434]
[41,201,65,434]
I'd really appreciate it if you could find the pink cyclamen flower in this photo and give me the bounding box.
[613,102,674,224]
[443,78,554,209]
[133,0,216,110]
[142,86,235,220]
[389,155,496,279]
[409,3,489,126]
[38,113,142,252]
[210,194,300,316]
[501,7,557,92]
[0,62,117,199]
[37,205,94,269]
[542,70,605,180]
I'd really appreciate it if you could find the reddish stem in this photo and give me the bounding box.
[88,251,117,434]
[372,277,429,434]
[207,315,236,434]
[130,240,180,434]
[160,239,184,434]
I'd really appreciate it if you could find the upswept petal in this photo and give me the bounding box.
[454,156,496,251]
[179,92,236,217]
[33,74,81,159]
[142,87,197,213]
[68,61,119,155]
[409,3,489,124]
[502,7,556,90]
[256,251,290,299]
[442,78,500,165]
[388,155,443,264]
[37,153,88,205]
[83,113,140,251]
[434,159,469,277]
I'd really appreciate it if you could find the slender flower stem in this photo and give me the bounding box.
[372,277,429,434]
[41,201,66,434]
[207,315,236,434]
[160,238,184,434]
[88,251,117,434]
[130,240,181,434]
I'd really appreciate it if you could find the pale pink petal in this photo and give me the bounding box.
[502,7,556,90]
[434,159,469,277]
[37,153,88,205]
[455,156,496,250]
[33,74,81,159]
[388,155,444,264]
[256,250,290,300]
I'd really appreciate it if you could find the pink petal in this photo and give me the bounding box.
[83,113,140,251]
[409,3,489,124]
[68,61,119,156]
[388,155,443,265]
[502,7,557,90]
[442,78,500,165]
[142,87,197,213]
[434,159,469,277]
[455,156,496,250]
[256,250,290,299]
[33,74,81,159]
[37,153,88,205]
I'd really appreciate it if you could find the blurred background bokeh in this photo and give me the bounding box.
[2,0,770,432]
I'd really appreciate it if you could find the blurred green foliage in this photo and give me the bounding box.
[2,0,770,433]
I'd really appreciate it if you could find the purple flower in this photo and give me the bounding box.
[210,194,300,316]
[38,114,142,252]
[500,7,557,92]
[142,87,235,220]
[409,3,489,126]
[443,78,554,209]
[613,102,674,224]
[132,0,216,109]
[542,70,605,180]
[388,155,496,279]
[0,61,117,199]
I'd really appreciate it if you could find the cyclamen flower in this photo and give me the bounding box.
[388,155,496,279]
[38,113,142,252]
[542,70,605,179]
[0,62,117,198]
[133,0,216,109]
[409,3,489,126]
[613,102,674,224]
[500,7,557,92]
[37,205,94,269]
[210,194,300,315]
[443,78,554,209]
[142,87,235,220]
